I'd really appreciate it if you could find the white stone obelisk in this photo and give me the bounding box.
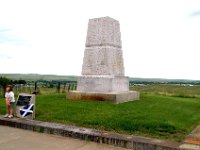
[68,17,139,103]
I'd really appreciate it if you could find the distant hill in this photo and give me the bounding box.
[129,77,200,85]
[0,74,77,81]
[129,77,197,82]
[1,74,200,84]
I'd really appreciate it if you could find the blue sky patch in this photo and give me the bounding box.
[189,10,200,17]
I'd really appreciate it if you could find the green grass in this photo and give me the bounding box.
[1,92,200,142]
[131,84,200,98]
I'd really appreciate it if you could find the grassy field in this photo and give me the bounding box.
[1,89,200,142]
[131,84,200,98]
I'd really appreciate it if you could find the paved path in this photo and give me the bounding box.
[0,126,127,150]
[179,125,200,150]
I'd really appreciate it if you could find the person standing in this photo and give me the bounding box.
[4,85,15,118]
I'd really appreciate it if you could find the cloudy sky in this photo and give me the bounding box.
[0,0,200,80]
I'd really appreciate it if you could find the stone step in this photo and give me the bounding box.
[179,144,200,150]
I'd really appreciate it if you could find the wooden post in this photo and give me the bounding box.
[34,82,37,91]
[67,84,71,92]
[57,82,61,93]
[63,84,66,93]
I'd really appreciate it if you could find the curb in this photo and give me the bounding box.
[0,116,181,150]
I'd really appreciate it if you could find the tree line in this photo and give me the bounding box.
[0,77,27,97]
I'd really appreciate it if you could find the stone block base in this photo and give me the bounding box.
[67,91,140,103]
[77,76,129,92]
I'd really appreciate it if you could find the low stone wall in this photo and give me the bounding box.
[0,116,181,150]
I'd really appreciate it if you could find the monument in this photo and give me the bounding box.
[68,17,139,103]
[15,93,35,119]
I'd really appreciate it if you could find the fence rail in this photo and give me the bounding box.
[0,83,78,97]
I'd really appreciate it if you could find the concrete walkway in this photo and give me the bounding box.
[0,126,127,150]
[179,125,200,150]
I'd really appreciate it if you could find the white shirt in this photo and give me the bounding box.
[5,91,15,102]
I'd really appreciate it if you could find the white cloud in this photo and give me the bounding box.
[0,0,200,79]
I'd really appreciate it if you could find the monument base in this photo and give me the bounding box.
[67,91,140,103]
[77,76,129,92]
